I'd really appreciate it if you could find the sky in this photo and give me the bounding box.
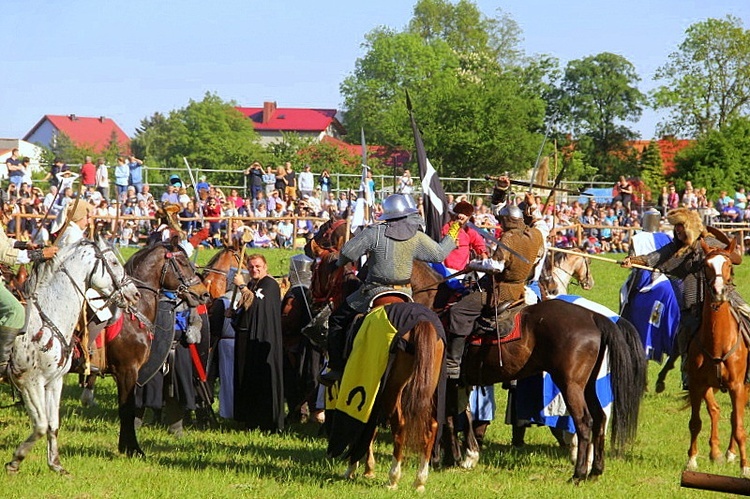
[2,0,749,142]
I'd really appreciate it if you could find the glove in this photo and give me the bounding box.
[491,185,508,205]
[184,307,203,344]
[13,241,29,250]
[28,246,59,262]
[447,221,462,243]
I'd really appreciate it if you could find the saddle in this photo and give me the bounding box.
[344,295,410,360]
[472,299,526,343]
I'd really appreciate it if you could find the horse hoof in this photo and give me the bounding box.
[414,484,426,493]
[363,471,375,479]
[80,389,96,408]
[5,463,19,474]
[686,456,699,471]
[655,381,665,393]
[726,450,737,463]
[386,483,398,491]
[742,466,750,478]
[461,449,479,469]
[568,476,584,486]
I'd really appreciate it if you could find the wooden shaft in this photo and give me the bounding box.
[681,470,750,496]
[547,246,656,272]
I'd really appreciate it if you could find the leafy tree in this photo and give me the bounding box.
[550,52,647,177]
[340,0,547,179]
[652,16,750,138]
[669,116,750,199]
[131,92,264,188]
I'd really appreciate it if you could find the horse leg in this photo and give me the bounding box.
[585,382,606,479]
[727,379,750,477]
[704,388,723,463]
[559,383,592,483]
[44,378,68,474]
[113,365,145,457]
[460,407,480,470]
[655,350,678,393]
[387,411,405,491]
[6,383,47,474]
[686,383,707,471]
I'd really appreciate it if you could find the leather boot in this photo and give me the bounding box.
[445,335,467,379]
[0,326,22,382]
[473,421,489,450]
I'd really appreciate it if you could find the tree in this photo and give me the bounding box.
[652,16,750,138]
[131,92,265,187]
[340,0,547,179]
[638,140,665,199]
[670,116,750,199]
[550,52,646,177]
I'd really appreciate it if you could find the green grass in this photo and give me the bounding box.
[2,252,750,497]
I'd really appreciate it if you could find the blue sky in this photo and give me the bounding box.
[2,0,748,141]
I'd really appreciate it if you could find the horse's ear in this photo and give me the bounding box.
[700,238,711,255]
[729,235,742,265]
[169,234,181,249]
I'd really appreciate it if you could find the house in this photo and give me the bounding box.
[235,101,346,146]
[0,138,46,179]
[23,114,130,154]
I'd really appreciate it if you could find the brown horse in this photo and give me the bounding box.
[82,238,210,456]
[685,238,749,476]
[462,299,646,482]
[540,248,594,298]
[201,245,249,300]
[329,301,445,491]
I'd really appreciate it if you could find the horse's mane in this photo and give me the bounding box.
[29,240,95,289]
[125,240,186,275]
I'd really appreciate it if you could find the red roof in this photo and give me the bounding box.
[24,115,130,153]
[235,104,342,133]
[320,136,411,167]
[631,137,693,176]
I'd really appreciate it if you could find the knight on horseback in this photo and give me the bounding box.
[622,207,750,388]
[444,177,547,379]
[318,193,460,386]
[0,199,59,382]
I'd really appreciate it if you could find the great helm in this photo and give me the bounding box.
[288,254,314,288]
[641,208,661,233]
[378,193,419,221]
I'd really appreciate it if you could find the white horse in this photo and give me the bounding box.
[5,238,140,475]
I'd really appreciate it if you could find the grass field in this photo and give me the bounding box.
[2,251,750,497]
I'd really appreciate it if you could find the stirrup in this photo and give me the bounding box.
[318,369,342,387]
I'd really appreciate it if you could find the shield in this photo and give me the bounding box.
[137,297,177,386]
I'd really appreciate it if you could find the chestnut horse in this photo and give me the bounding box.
[685,239,749,477]
[329,301,445,491]
[201,246,250,301]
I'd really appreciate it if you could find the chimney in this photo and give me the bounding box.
[99,116,106,123]
[69,114,77,121]
[262,101,277,124]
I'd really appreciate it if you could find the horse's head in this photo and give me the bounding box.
[90,237,140,307]
[310,249,358,308]
[158,235,210,306]
[573,253,595,291]
[201,246,246,300]
[701,238,736,303]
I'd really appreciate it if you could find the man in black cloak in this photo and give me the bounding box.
[232,253,284,432]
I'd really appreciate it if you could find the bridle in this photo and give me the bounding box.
[201,249,244,278]
[131,244,203,304]
[553,253,592,291]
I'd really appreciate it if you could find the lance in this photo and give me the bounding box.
[547,246,657,272]
[528,124,551,192]
[183,157,205,261]
[485,175,593,196]
[541,159,569,216]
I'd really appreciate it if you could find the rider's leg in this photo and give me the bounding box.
[319,301,357,386]
[446,291,484,379]
[0,284,26,380]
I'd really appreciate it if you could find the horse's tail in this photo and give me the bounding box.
[401,320,439,452]
[595,314,646,453]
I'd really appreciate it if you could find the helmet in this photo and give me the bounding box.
[498,204,523,220]
[288,254,313,288]
[641,208,661,233]
[378,194,418,221]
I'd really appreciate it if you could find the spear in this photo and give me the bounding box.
[547,246,657,272]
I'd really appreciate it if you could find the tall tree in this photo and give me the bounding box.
[551,52,646,176]
[638,140,665,197]
[652,16,750,138]
[341,0,547,178]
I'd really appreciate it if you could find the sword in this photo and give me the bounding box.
[465,222,530,264]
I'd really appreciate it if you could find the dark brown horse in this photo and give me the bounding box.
[685,239,749,476]
[81,238,210,456]
[462,299,646,482]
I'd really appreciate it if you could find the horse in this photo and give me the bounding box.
[461,298,646,482]
[6,238,141,474]
[540,248,594,299]
[78,237,210,456]
[201,245,249,301]
[685,238,749,477]
[328,301,445,491]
